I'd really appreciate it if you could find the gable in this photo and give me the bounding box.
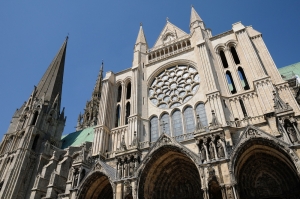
[153,21,189,48]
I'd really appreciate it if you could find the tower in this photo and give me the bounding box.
[76,62,104,131]
[0,37,68,198]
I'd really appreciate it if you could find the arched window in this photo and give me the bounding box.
[126,83,131,99]
[226,71,237,94]
[117,85,122,102]
[219,50,228,68]
[172,110,183,141]
[125,102,130,125]
[31,111,39,125]
[230,46,240,65]
[239,99,247,117]
[184,106,195,133]
[31,134,39,151]
[160,113,170,135]
[237,67,250,90]
[115,105,121,127]
[196,103,208,126]
[150,116,159,142]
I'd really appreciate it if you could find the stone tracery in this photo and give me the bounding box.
[149,65,200,109]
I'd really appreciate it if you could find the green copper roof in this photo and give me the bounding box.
[278,62,300,80]
[61,127,94,149]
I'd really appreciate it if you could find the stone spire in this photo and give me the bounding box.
[35,37,68,109]
[92,61,104,99]
[190,6,203,25]
[135,23,147,45]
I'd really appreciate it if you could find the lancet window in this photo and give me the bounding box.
[219,50,228,68]
[125,102,130,125]
[172,110,183,140]
[183,106,195,133]
[237,67,250,90]
[150,116,159,142]
[226,71,237,94]
[230,46,240,65]
[160,113,170,135]
[195,103,208,126]
[115,105,121,127]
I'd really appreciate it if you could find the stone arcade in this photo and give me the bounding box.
[1,6,300,199]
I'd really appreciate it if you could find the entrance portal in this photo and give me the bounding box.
[234,140,300,199]
[77,172,113,199]
[138,146,202,199]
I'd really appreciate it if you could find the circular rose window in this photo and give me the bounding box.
[149,65,200,109]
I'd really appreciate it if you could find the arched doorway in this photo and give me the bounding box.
[138,146,203,199]
[77,171,113,199]
[233,139,300,199]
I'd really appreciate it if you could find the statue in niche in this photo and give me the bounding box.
[216,140,225,158]
[200,144,206,162]
[129,160,135,176]
[287,123,298,143]
[209,142,215,160]
[119,163,123,179]
[73,169,79,187]
[124,162,128,177]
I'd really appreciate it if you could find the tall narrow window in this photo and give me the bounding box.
[117,85,122,102]
[230,46,240,64]
[126,83,131,99]
[184,106,195,133]
[32,135,39,151]
[31,112,38,125]
[239,99,247,117]
[172,110,183,141]
[219,50,228,68]
[196,103,208,126]
[160,113,170,135]
[150,116,159,142]
[238,67,250,90]
[115,105,121,127]
[226,71,237,94]
[125,102,130,125]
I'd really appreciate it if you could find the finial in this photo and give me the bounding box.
[140,22,143,26]
[191,4,193,8]
[66,33,69,41]
[166,17,169,22]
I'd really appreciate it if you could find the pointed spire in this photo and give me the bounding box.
[190,6,203,25]
[35,37,68,107]
[135,23,147,45]
[92,61,104,98]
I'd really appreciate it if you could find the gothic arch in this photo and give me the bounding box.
[137,135,202,199]
[230,136,300,199]
[76,170,114,199]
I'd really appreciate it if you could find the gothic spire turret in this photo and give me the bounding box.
[35,37,68,109]
[92,61,104,99]
[190,6,203,26]
[135,23,147,45]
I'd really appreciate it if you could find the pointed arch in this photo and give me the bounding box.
[76,171,113,199]
[115,105,121,127]
[126,82,131,99]
[125,102,130,125]
[219,50,228,68]
[237,67,250,90]
[230,46,240,65]
[137,144,202,199]
[230,137,300,198]
[117,85,122,102]
[225,71,237,94]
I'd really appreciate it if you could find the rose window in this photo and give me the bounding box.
[149,65,200,109]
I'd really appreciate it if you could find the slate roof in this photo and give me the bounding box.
[61,127,94,149]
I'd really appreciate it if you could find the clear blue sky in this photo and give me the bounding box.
[0,1,299,137]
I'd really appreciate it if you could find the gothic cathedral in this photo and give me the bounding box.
[1,7,300,199]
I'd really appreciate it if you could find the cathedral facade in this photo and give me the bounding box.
[1,6,300,199]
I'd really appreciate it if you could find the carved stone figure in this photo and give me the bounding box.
[209,142,215,160]
[200,144,206,162]
[287,124,298,143]
[216,140,225,158]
